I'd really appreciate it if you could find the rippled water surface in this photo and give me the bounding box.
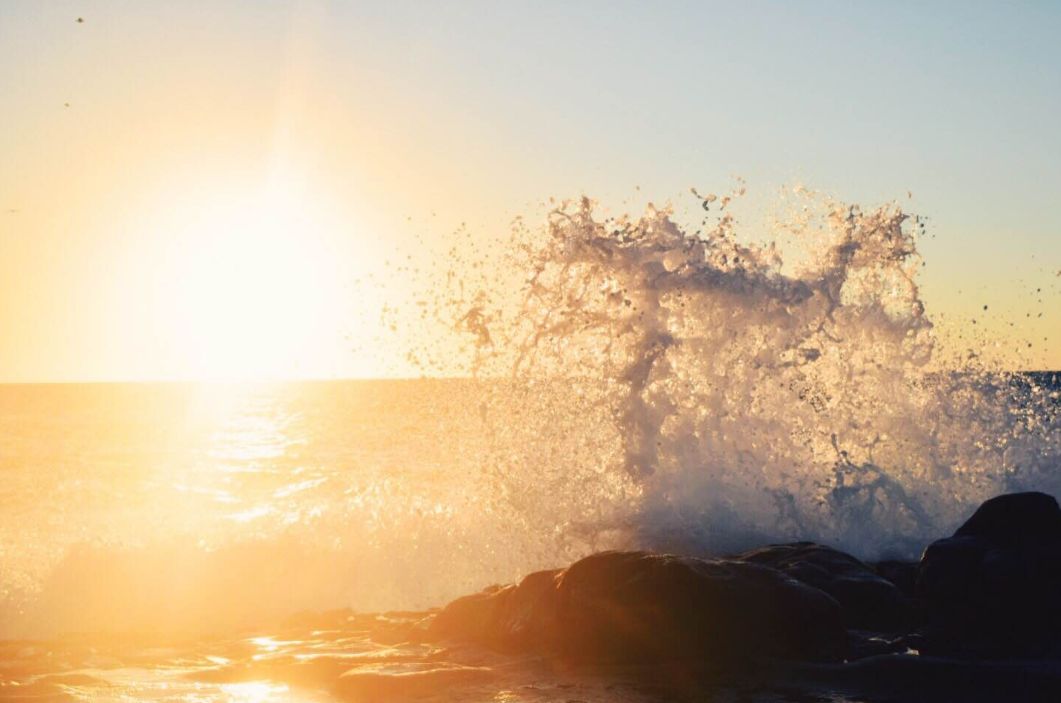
[0,380,519,637]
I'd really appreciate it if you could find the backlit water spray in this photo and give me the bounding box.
[420,184,1060,561]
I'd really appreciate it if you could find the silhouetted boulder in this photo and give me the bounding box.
[954,491,1061,543]
[427,551,846,667]
[917,491,1061,656]
[873,559,919,600]
[736,542,909,631]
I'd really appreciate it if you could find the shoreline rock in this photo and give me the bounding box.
[735,541,910,631]
[426,550,846,670]
[918,491,1061,656]
[419,490,1061,699]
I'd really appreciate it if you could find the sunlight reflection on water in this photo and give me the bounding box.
[0,379,508,638]
[176,384,328,532]
[218,681,291,702]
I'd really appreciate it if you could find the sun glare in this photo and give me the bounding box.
[152,181,345,381]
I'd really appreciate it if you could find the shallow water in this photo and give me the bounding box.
[1,610,871,703]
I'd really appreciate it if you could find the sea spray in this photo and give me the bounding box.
[418,185,1060,560]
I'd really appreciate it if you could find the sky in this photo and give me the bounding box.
[0,1,1059,381]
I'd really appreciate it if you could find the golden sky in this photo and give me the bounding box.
[1,3,1058,380]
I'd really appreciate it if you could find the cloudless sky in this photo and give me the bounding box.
[0,1,1058,380]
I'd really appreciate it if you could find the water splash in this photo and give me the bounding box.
[427,185,1059,560]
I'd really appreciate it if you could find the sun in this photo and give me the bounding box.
[151,180,345,381]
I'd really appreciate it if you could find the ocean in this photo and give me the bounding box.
[0,380,517,636]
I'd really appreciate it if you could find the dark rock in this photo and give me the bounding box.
[427,551,845,668]
[872,559,919,600]
[736,542,909,631]
[955,491,1061,543]
[917,491,1061,656]
[791,653,1061,703]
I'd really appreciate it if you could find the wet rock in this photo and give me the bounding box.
[736,542,909,631]
[845,629,918,660]
[917,491,1061,656]
[427,551,845,667]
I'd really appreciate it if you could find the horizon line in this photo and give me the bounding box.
[0,369,1057,386]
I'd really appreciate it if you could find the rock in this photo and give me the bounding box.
[917,491,1061,655]
[872,559,919,600]
[954,490,1061,543]
[428,551,846,667]
[791,653,1061,703]
[427,569,563,650]
[736,542,909,631]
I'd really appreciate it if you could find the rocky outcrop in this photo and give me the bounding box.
[427,550,846,667]
[917,491,1061,655]
[736,542,909,631]
[419,491,1061,698]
